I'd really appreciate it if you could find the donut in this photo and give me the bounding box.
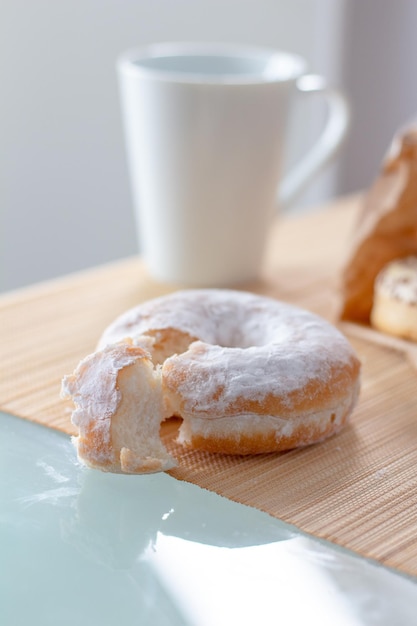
[370,256,417,341]
[62,289,361,473]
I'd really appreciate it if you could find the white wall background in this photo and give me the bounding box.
[339,1,417,195]
[1,0,416,292]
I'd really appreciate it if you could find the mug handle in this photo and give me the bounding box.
[278,74,350,209]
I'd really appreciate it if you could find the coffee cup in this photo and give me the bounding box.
[117,42,349,286]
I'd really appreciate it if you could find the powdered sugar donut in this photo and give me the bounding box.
[62,289,360,473]
[371,256,417,341]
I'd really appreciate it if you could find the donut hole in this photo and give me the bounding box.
[138,326,269,363]
[138,329,198,365]
[207,308,294,349]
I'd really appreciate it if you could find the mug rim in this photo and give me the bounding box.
[117,41,307,85]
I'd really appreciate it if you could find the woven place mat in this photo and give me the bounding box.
[2,198,417,578]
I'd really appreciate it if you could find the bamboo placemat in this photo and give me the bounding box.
[2,196,417,577]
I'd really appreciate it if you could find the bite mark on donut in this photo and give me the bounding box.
[61,340,176,473]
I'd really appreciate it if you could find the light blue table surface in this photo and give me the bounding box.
[1,411,417,626]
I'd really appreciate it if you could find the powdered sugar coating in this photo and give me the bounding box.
[99,289,359,420]
[61,342,149,467]
[164,338,352,418]
[375,256,417,305]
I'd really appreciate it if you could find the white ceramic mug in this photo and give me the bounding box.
[117,42,349,286]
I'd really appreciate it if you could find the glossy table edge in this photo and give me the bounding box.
[3,409,417,625]
[3,408,417,581]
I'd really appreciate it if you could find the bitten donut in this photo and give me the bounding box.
[62,289,361,473]
[370,256,417,341]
